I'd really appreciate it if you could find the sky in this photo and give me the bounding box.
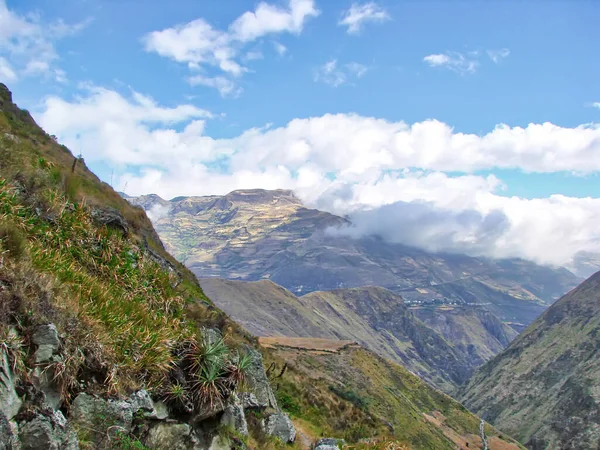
[1,0,600,268]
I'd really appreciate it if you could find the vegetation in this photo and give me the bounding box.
[0,88,251,408]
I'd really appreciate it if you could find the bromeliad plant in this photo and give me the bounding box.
[161,334,251,414]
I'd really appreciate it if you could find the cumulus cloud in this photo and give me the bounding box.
[147,203,171,222]
[36,87,600,266]
[0,0,88,82]
[339,2,390,34]
[143,0,318,95]
[314,59,368,86]
[188,75,243,98]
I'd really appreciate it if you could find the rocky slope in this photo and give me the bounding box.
[264,336,525,450]
[128,191,580,327]
[461,270,600,449]
[201,278,517,393]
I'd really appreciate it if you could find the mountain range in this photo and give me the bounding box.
[201,278,517,393]
[127,189,580,328]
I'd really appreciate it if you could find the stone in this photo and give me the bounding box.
[70,393,133,449]
[241,346,277,409]
[0,349,21,420]
[238,392,261,410]
[220,394,248,437]
[263,412,296,443]
[0,411,19,450]
[32,324,60,364]
[152,400,170,420]
[208,435,233,450]
[144,423,198,450]
[202,328,222,347]
[31,325,60,350]
[130,390,169,420]
[90,207,129,236]
[315,438,344,449]
[19,411,78,450]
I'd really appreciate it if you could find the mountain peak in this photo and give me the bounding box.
[223,188,301,205]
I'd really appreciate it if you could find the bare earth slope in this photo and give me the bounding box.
[201,278,518,393]
[461,271,600,449]
[128,191,579,327]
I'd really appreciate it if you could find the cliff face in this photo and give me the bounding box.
[128,192,580,327]
[462,271,600,449]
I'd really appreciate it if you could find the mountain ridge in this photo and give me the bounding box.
[461,270,600,449]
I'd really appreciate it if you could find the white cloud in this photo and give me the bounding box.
[339,2,390,34]
[273,41,288,56]
[0,0,88,82]
[592,102,600,109]
[36,88,600,266]
[314,59,368,86]
[229,0,319,42]
[487,48,510,64]
[0,55,16,81]
[188,75,243,98]
[244,50,264,61]
[424,52,478,75]
[143,0,318,95]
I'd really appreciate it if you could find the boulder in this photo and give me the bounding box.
[19,411,78,450]
[130,390,169,420]
[0,348,21,420]
[31,324,60,364]
[239,392,261,410]
[70,393,133,448]
[220,394,248,437]
[0,411,19,450]
[144,423,198,450]
[241,346,277,409]
[263,412,296,443]
[315,438,344,449]
[90,207,129,236]
[208,435,234,450]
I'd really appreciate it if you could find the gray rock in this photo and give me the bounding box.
[152,400,170,420]
[145,423,198,450]
[315,438,344,449]
[220,394,248,437]
[208,435,233,450]
[0,349,21,420]
[239,392,261,410]
[32,357,62,410]
[263,412,296,443]
[202,328,222,347]
[90,207,129,236]
[130,390,169,420]
[70,393,132,448]
[32,324,60,364]
[0,411,19,450]
[32,325,60,350]
[19,411,78,450]
[241,346,277,409]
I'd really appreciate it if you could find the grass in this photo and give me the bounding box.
[0,100,251,407]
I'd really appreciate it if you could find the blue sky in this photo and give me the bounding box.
[1,0,600,265]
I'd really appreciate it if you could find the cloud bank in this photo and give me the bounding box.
[37,86,600,267]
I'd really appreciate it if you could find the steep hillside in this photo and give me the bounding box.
[128,192,579,326]
[461,271,600,449]
[201,278,516,393]
[264,337,525,450]
[413,306,518,366]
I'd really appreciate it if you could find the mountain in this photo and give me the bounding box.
[263,336,525,450]
[201,278,517,393]
[127,191,580,327]
[461,271,600,449]
[568,251,600,278]
[0,82,524,449]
